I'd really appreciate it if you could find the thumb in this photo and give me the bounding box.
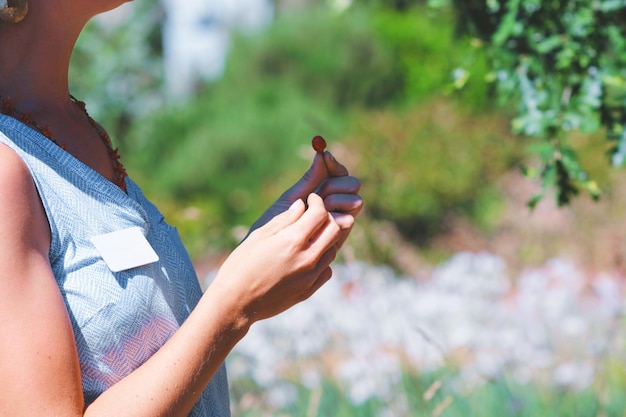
[280,152,329,202]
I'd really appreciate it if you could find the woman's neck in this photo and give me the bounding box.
[0,3,87,113]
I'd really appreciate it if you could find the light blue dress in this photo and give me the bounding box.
[0,115,230,417]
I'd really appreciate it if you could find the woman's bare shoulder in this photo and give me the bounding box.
[0,142,50,256]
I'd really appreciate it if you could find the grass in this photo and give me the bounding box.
[229,364,626,417]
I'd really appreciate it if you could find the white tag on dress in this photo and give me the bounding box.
[90,226,159,272]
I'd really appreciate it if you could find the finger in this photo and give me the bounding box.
[307,242,338,292]
[286,194,329,240]
[298,263,334,303]
[305,212,341,255]
[329,213,354,251]
[313,266,334,292]
[334,231,352,252]
[310,254,336,292]
[294,194,341,249]
[317,175,361,199]
[330,212,355,230]
[322,151,349,177]
[259,199,306,235]
[279,153,329,203]
[324,194,364,216]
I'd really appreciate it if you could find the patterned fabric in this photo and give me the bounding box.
[0,115,230,417]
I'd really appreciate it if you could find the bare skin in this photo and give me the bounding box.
[0,0,363,415]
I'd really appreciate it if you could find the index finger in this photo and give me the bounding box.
[289,194,340,248]
[322,151,349,178]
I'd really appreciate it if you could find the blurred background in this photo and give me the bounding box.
[72,0,626,415]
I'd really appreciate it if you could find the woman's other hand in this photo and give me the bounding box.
[249,150,363,250]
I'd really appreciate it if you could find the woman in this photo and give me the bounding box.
[0,0,363,415]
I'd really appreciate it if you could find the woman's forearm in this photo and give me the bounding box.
[85,286,249,417]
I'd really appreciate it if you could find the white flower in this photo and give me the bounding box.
[225,253,624,407]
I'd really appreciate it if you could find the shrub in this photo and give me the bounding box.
[222,6,403,110]
[370,4,491,109]
[346,98,523,244]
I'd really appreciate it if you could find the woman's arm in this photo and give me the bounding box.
[0,144,85,416]
[0,144,347,417]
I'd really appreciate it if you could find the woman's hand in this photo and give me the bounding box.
[212,193,341,325]
[249,150,363,250]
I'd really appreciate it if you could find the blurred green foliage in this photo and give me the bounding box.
[223,7,402,109]
[70,1,164,141]
[72,2,523,261]
[372,4,490,108]
[441,0,626,207]
[347,99,521,245]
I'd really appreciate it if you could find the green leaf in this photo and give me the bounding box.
[491,0,522,47]
[535,35,563,54]
[527,193,543,210]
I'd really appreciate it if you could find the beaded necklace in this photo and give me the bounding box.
[0,95,128,192]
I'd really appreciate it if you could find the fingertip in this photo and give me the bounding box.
[289,199,305,211]
[323,151,349,177]
[315,151,329,169]
[307,192,324,207]
[331,212,355,229]
[321,151,332,166]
